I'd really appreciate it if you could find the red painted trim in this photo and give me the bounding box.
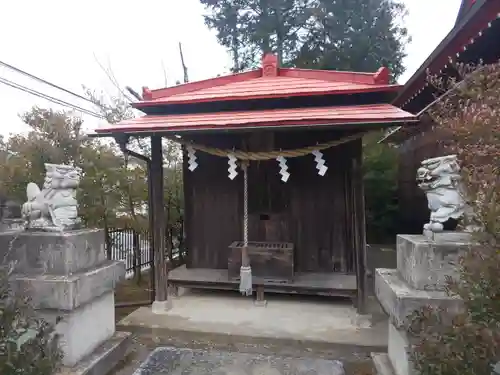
[373,67,391,84]
[132,85,402,108]
[395,0,500,107]
[142,87,153,100]
[279,68,379,84]
[262,53,279,77]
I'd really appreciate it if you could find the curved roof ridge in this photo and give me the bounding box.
[136,54,395,108]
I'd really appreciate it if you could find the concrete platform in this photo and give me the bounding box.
[119,289,388,350]
[132,346,346,375]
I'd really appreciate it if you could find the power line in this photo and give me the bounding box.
[0,76,102,118]
[92,53,135,103]
[0,60,96,105]
[0,76,104,119]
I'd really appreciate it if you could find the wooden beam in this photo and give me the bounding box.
[151,135,168,302]
[352,140,368,314]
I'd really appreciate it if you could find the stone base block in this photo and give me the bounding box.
[372,353,395,375]
[40,292,116,367]
[351,314,373,329]
[374,268,463,328]
[254,299,268,307]
[12,260,125,310]
[56,331,132,375]
[388,322,414,375]
[396,234,472,291]
[152,299,172,314]
[0,229,107,275]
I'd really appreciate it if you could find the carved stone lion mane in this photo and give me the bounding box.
[22,163,82,231]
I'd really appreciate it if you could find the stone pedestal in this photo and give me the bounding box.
[0,229,131,374]
[372,233,471,375]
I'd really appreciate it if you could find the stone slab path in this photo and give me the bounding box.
[132,346,345,375]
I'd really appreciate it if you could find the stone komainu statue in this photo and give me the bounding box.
[22,163,82,231]
[416,154,466,234]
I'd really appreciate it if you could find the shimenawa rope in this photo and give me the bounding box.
[180,132,363,161]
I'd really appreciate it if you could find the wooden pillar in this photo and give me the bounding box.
[352,141,368,314]
[146,161,156,303]
[151,135,169,310]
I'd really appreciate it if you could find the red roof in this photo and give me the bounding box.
[135,54,400,107]
[95,104,418,134]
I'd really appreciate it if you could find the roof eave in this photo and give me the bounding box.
[92,118,419,137]
[393,0,491,107]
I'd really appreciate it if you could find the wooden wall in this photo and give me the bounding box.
[183,129,362,274]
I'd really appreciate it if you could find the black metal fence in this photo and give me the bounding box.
[105,228,184,279]
[106,228,151,279]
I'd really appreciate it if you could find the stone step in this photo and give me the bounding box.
[56,331,132,375]
[374,268,463,328]
[117,324,385,361]
[371,353,395,375]
[132,346,346,375]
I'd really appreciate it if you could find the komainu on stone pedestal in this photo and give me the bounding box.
[416,155,465,234]
[21,163,82,231]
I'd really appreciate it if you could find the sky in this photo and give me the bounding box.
[0,0,463,138]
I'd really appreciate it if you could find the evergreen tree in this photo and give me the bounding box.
[200,0,409,78]
[201,0,315,71]
[295,0,409,78]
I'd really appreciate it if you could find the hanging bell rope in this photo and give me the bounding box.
[177,132,364,161]
[239,160,252,296]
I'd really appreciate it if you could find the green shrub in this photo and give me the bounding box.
[363,131,400,244]
[408,243,500,375]
[407,62,500,375]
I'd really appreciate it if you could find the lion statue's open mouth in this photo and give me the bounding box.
[416,166,437,186]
